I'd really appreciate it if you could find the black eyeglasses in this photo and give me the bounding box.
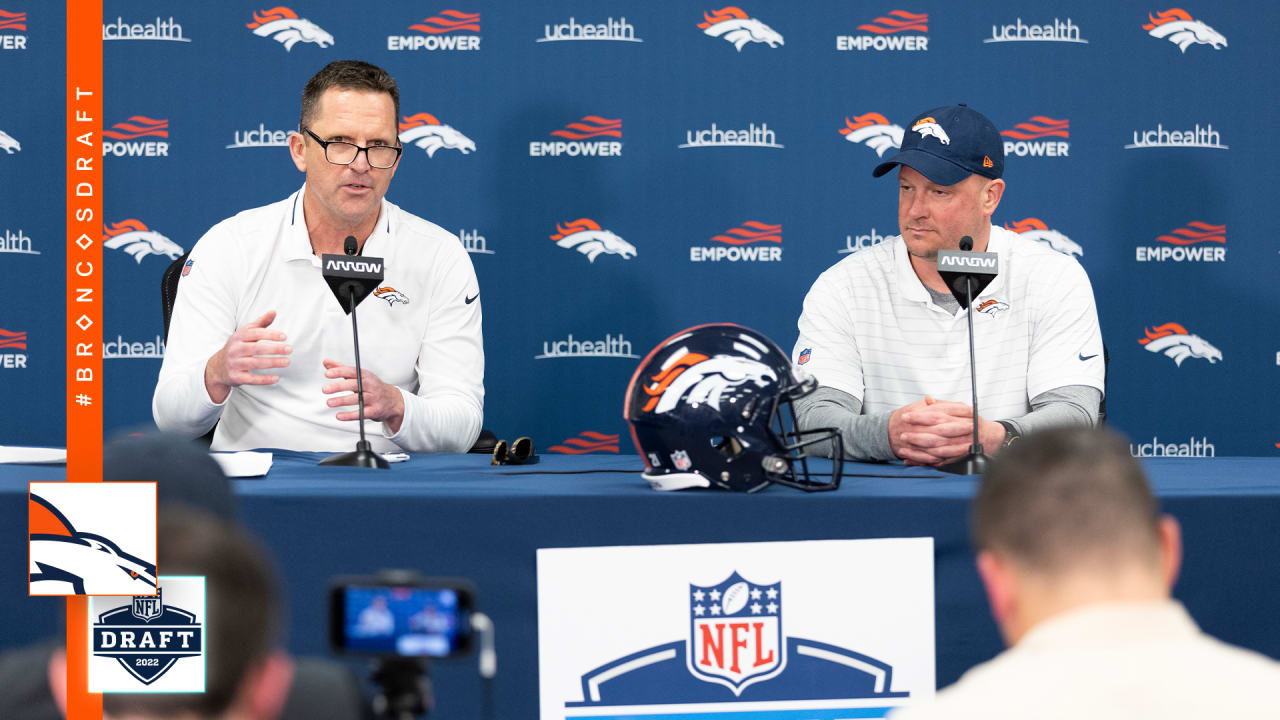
[302,127,402,169]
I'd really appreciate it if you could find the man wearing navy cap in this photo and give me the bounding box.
[792,104,1104,466]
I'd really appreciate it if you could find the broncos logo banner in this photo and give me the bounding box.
[29,482,158,596]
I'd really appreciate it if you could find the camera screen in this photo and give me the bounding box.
[339,585,468,657]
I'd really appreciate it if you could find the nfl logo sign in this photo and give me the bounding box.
[688,571,783,695]
[132,588,163,622]
[797,348,811,365]
[181,258,194,276]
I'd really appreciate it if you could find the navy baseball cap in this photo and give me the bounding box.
[872,104,1004,185]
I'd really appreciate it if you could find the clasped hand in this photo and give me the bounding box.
[888,396,1006,466]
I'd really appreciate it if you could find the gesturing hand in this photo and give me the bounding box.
[204,310,291,404]
[321,358,406,433]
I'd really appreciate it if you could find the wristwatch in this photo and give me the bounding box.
[996,420,1021,450]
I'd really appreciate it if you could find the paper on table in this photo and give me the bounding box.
[0,446,67,464]
[210,451,273,478]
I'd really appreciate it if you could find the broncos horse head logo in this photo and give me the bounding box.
[1139,323,1223,366]
[1143,9,1226,52]
[698,7,784,50]
[103,219,184,263]
[1005,218,1083,257]
[911,117,951,145]
[840,113,904,158]
[373,286,411,306]
[550,218,637,263]
[29,494,157,595]
[0,129,19,154]
[399,113,476,157]
[642,352,778,414]
[247,7,335,51]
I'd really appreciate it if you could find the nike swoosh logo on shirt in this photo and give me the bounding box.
[1079,353,1098,361]
[465,293,479,304]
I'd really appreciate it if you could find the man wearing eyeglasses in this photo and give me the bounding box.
[153,60,484,454]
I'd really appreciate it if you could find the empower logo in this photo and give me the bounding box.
[1139,322,1222,366]
[104,220,184,263]
[0,8,26,49]
[1125,122,1226,150]
[246,7,333,51]
[839,113,903,157]
[1005,218,1082,257]
[698,7,783,51]
[548,431,622,452]
[0,228,37,254]
[399,113,475,156]
[388,10,481,51]
[29,482,158,596]
[540,16,640,43]
[1001,116,1069,157]
[550,218,636,262]
[1136,221,1225,262]
[103,16,189,42]
[837,10,928,51]
[680,122,781,149]
[1143,8,1226,52]
[691,222,783,262]
[986,17,1086,43]
[103,116,169,157]
[0,328,27,369]
[530,116,622,156]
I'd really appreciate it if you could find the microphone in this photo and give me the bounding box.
[318,237,389,470]
[934,234,999,476]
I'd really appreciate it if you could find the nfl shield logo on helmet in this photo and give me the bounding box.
[671,450,692,472]
[688,571,783,695]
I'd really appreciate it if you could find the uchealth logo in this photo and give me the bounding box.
[1125,122,1226,150]
[103,116,169,157]
[458,228,493,255]
[540,15,641,43]
[1143,8,1226,52]
[1139,323,1222,366]
[530,116,622,157]
[839,228,890,254]
[104,335,166,360]
[691,221,783,263]
[0,327,27,369]
[103,15,189,43]
[1131,436,1215,458]
[550,218,636,262]
[698,7,783,51]
[986,17,1086,44]
[1,228,37,255]
[680,122,781,149]
[840,113,904,157]
[537,334,637,360]
[226,123,291,149]
[1136,221,1226,262]
[548,431,621,453]
[104,220,184,263]
[837,10,928,51]
[0,9,27,50]
[399,113,475,157]
[29,482,158,596]
[388,9,481,51]
[1001,116,1069,158]
[246,7,334,51]
[1005,218,1082,257]
[0,128,19,153]
[90,577,206,692]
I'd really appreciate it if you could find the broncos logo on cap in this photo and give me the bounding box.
[550,218,637,262]
[698,7,784,50]
[373,286,410,306]
[840,113,904,157]
[1139,322,1222,366]
[247,7,334,51]
[642,350,777,414]
[0,129,19,154]
[1005,218,1083,257]
[1143,8,1226,52]
[103,219,184,263]
[29,494,157,595]
[399,113,476,157]
[911,117,950,145]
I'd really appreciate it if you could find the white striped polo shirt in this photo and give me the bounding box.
[793,225,1104,420]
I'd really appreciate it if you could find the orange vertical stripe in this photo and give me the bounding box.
[66,0,103,718]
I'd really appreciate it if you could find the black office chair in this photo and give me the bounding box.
[161,253,496,453]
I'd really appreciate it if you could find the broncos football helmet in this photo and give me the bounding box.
[624,323,843,492]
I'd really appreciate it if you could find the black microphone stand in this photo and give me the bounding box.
[939,274,990,475]
[319,280,389,469]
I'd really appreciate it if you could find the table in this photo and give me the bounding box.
[3,454,1279,719]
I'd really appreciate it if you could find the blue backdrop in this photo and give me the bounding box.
[2,1,1278,457]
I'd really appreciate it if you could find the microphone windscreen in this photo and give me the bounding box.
[343,236,358,255]
[959,235,973,251]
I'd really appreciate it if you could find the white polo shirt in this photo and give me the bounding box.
[793,225,1103,420]
[153,186,484,453]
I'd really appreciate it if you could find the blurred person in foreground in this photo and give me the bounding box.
[890,427,1280,719]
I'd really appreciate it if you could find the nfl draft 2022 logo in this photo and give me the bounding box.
[688,573,783,693]
[90,577,206,692]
